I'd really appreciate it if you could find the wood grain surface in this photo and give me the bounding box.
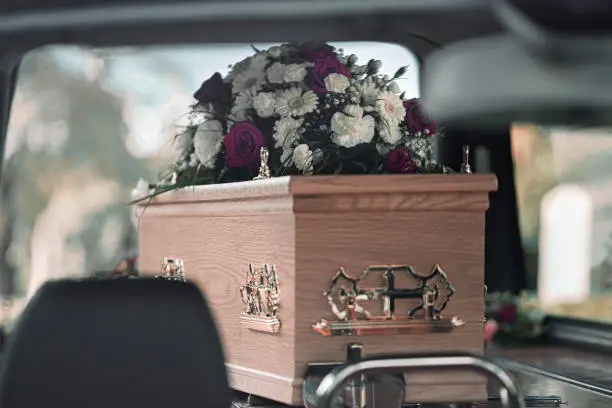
[138,174,497,405]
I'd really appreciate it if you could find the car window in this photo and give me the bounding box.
[0,42,420,325]
[512,124,612,323]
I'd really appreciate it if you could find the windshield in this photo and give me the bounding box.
[0,42,419,325]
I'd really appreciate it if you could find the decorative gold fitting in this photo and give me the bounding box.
[460,145,472,174]
[240,264,280,333]
[156,257,185,282]
[253,147,271,180]
[312,264,465,337]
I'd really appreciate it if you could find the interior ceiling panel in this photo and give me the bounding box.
[0,0,501,52]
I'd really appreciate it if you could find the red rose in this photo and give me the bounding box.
[497,304,518,323]
[193,72,231,106]
[384,147,419,174]
[300,42,336,61]
[403,98,437,135]
[484,320,499,343]
[224,122,265,168]
[306,57,351,94]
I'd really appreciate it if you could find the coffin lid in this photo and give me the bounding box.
[139,174,497,214]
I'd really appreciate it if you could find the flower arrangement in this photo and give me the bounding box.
[131,42,452,201]
[485,291,548,346]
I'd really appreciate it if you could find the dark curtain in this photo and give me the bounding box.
[438,130,527,294]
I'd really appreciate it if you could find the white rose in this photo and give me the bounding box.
[131,178,151,200]
[253,92,276,118]
[283,64,307,83]
[292,144,314,174]
[331,105,376,148]
[267,62,286,84]
[193,120,224,168]
[324,73,350,93]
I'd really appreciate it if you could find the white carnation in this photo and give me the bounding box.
[131,178,151,200]
[331,105,376,148]
[193,120,224,168]
[325,74,350,93]
[388,81,401,94]
[253,92,277,118]
[283,64,307,83]
[358,78,382,111]
[281,147,294,167]
[175,128,194,153]
[273,117,303,148]
[189,153,199,168]
[267,46,283,58]
[376,143,393,156]
[293,144,314,174]
[267,62,286,84]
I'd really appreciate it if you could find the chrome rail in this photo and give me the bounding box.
[311,353,526,408]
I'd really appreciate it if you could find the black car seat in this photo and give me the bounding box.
[0,278,229,408]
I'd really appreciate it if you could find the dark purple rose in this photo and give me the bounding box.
[497,304,518,324]
[403,98,437,135]
[193,72,231,106]
[306,57,352,94]
[300,42,336,61]
[385,147,419,174]
[224,122,265,168]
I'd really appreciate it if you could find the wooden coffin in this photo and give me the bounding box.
[138,174,498,405]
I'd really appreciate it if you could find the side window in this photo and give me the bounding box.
[0,42,420,323]
[512,124,612,323]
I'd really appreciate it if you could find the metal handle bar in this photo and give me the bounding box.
[312,353,526,408]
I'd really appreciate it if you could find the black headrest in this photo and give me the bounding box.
[0,278,230,408]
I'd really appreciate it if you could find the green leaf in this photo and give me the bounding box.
[393,66,408,80]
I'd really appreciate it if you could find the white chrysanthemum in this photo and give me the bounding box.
[232,56,267,92]
[293,144,314,174]
[193,120,224,168]
[378,122,402,145]
[358,78,382,111]
[283,64,307,83]
[175,128,194,153]
[253,92,277,118]
[276,88,318,117]
[231,86,258,121]
[131,178,151,200]
[273,117,303,148]
[250,53,269,71]
[377,90,406,125]
[325,73,350,93]
[267,62,286,84]
[331,105,376,148]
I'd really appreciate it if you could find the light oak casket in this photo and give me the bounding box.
[138,174,497,405]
